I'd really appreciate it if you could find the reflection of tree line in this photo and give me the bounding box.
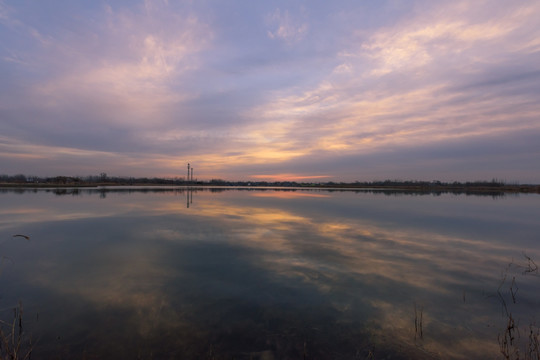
[0,187,203,197]
[0,187,200,206]
[0,187,516,198]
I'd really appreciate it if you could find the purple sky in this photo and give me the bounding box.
[1,0,539,182]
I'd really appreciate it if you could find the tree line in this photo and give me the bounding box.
[0,173,530,188]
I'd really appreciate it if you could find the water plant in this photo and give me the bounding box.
[497,253,540,360]
[0,235,34,360]
[0,302,33,360]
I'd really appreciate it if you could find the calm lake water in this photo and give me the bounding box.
[1,187,539,359]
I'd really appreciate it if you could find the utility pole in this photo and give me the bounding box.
[187,163,190,183]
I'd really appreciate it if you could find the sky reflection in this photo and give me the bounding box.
[1,188,539,358]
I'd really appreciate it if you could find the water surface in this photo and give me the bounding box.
[1,187,539,359]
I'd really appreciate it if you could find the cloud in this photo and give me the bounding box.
[230,1,540,181]
[30,4,212,126]
[0,1,217,172]
[359,2,538,76]
[266,8,308,43]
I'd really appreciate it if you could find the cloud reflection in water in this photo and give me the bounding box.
[1,188,539,358]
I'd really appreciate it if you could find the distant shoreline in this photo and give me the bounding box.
[1,182,539,194]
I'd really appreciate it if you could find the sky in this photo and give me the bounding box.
[1,0,540,183]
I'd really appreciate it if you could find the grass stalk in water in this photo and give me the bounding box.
[0,302,33,360]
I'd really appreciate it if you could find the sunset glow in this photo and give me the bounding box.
[250,174,330,182]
